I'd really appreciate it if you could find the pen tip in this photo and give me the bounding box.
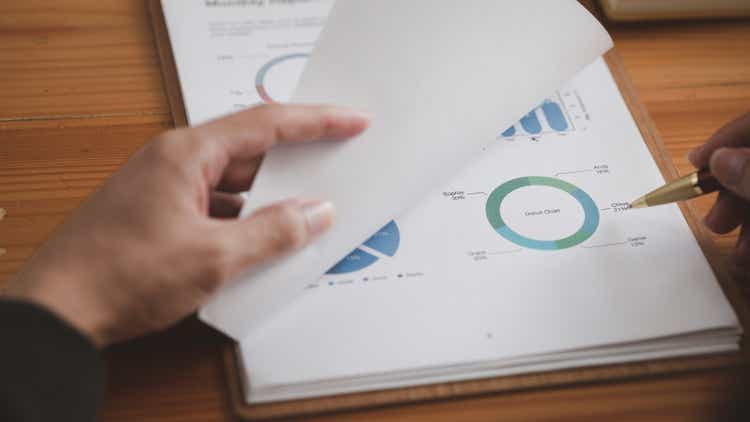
[629,196,648,209]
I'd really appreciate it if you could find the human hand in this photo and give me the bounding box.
[2,104,370,347]
[688,112,750,264]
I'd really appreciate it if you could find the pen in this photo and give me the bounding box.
[629,168,722,209]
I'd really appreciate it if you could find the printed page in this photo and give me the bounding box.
[196,0,613,340]
[238,58,739,402]
[161,0,334,125]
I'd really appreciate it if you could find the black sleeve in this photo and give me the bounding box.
[0,300,104,422]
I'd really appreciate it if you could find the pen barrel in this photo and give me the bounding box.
[639,172,703,207]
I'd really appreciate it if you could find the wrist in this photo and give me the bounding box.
[3,271,114,348]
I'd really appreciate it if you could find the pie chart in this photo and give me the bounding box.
[327,220,400,274]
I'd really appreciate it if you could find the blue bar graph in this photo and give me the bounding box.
[500,95,572,138]
[542,100,568,131]
[520,111,542,134]
[501,126,516,137]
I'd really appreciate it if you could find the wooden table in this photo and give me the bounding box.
[1,1,749,420]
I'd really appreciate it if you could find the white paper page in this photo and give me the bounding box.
[199,0,613,340]
[161,0,334,125]
[238,59,739,402]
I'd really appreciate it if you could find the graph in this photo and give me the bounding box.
[255,53,309,103]
[485,177,599,250]
[327,220,401,274]
[501,93,580,138]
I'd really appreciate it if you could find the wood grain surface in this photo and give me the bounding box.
[1,1,749,421]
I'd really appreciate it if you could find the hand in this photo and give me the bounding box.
[2,104,370,347]
[688,112,750,265]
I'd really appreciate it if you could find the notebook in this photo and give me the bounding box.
[157,0,742,408]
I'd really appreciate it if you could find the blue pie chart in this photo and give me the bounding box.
[327,220,400,274]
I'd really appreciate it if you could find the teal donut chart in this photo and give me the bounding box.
[486,176,599,250]
[255,53,309,103]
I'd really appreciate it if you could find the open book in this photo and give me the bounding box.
[160,0,740,404]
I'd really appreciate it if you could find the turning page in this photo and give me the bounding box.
[194,0,613,340]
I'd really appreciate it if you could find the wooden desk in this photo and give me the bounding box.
[1,1,748,420]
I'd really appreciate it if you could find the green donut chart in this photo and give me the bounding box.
[486,176,599,250]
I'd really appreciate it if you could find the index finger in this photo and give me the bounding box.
[193,104,371,161]
[688,112,750,169]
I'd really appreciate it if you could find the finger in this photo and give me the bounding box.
[688,112,750,169]
[192,104,370,190]
[195,103,371,160]
[215,156,262,193]
[709,147,750,200]
[209,191,244,218]
[704,191,748,234]
[220,199,335,276]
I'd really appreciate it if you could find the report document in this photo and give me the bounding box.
[161,0,741,403]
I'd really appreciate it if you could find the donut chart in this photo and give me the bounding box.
[255,53,309,103]
[486,177,599,250]
[327,220,400,274]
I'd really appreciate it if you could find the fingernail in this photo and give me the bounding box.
[301,200,335,237]
[336,108,373,131]
[710,148,747,187]
[323,108,372,139]
[337,107,373,121]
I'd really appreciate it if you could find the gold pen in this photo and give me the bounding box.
[629,168,722,209]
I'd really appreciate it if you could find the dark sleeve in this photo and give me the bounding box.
[0,300,105,422]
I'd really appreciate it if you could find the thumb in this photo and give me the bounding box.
[222,199,335,275]
[710,147,750,201]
